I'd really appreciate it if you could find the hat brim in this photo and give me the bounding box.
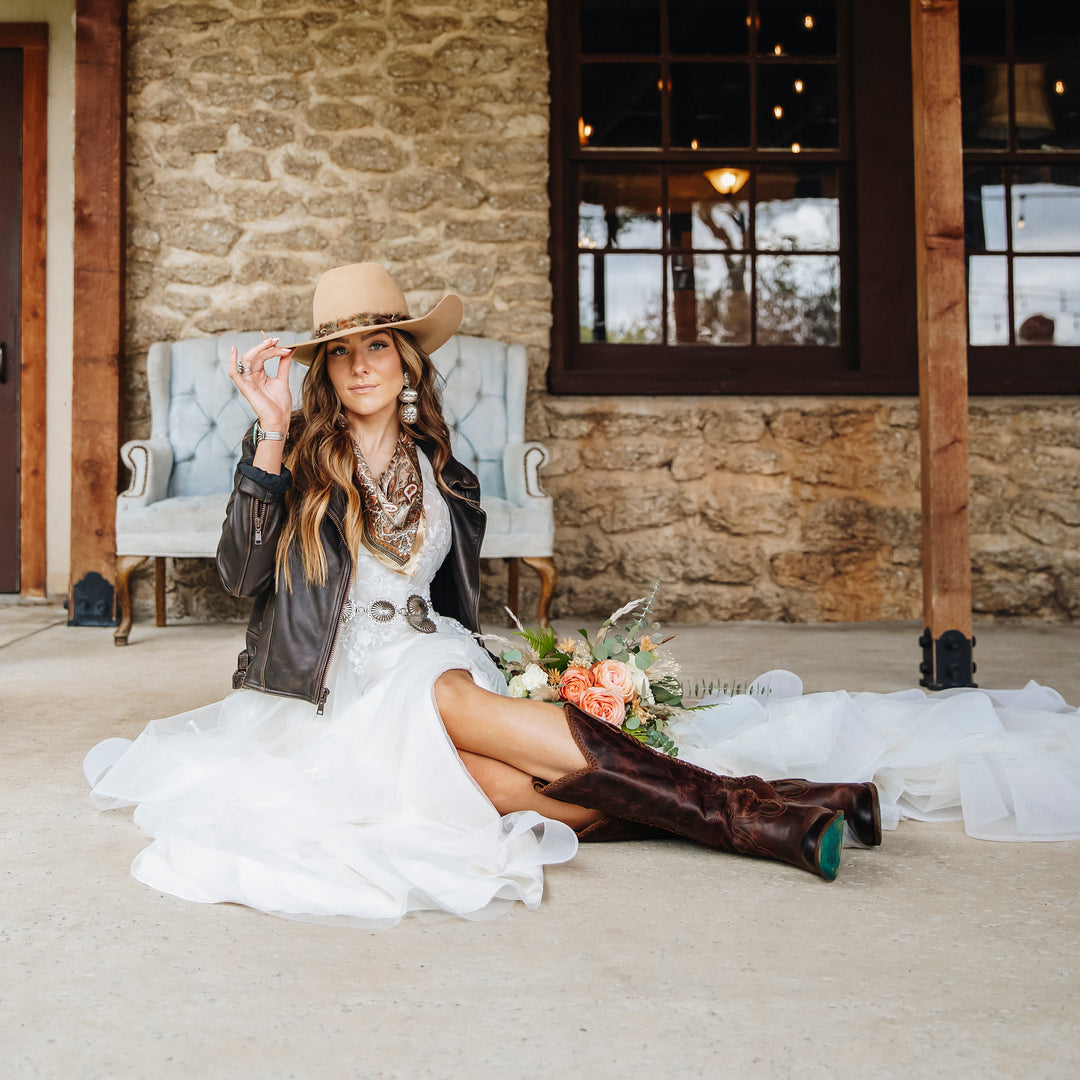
[288,294,463,365]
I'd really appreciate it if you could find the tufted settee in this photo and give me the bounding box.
[113,331,556,644]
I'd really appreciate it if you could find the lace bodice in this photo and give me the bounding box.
[338,452,465,679]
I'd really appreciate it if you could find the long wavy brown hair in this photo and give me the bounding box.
[275,328,455,589]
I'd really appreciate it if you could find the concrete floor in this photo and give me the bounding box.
[2,604,1078,1079]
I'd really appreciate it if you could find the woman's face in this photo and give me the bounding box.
[325,329,405,427]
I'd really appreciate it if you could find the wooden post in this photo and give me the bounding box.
[68,0,125,626]
[910,0,976,689]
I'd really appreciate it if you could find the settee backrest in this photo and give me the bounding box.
[160,332,307,498]
[152,331,526,502]
[431,335,527,502]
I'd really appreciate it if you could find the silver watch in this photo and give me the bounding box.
[253,419,287,445]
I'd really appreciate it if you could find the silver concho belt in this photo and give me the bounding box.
[341,593,437,634]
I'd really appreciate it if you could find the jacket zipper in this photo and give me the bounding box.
[253,500,269,546]
[317,508,352,715]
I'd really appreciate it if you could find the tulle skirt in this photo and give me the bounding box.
[84,629,577,927]
[669,672,1080,843]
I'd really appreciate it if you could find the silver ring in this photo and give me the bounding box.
[236,360,245,374]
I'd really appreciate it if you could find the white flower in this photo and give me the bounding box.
[519,663,548,692]
[507,675,529,698]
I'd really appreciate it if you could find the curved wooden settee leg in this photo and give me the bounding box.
[113,555,148,646]
[521,556,557,628]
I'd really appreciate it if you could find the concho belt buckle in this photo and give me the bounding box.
[365,594,437,634]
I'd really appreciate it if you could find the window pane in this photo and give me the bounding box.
[669,0,749,56]
[667,254,750,344]
[1014,257,1080,345]
[580,0,659,55]
[579,254,663,343]
[758,0,837,58]
[756,254,840,344]
[1015,0,1080,63]
[671,63,750,148]
[578,166,662,250]
[958,0,1006,58]
[1016,64,1080,151]
[757,65,839,149]
[581,63,662,147]
[755,166,839,251]
[961,63,1008,149]
[967,255,1009,344]
[669,166,750,249]
[964,166,1006,251]
[1012,166,1080,252]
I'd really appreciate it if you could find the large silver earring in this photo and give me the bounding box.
[398,371,419,425]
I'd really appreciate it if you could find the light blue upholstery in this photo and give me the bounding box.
[431,335,554,561]
[115,331,555,629]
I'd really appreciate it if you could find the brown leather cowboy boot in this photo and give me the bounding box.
[576,817,674,842]
[538,704,844,880]
[768,779,882,846]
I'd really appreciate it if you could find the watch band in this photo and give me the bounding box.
[253,419,287,445]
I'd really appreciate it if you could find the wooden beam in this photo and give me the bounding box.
[69,0,125,625]
[0,24,48,597]
[910,0,975,689]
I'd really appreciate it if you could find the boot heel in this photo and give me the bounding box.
[815,811,844,882]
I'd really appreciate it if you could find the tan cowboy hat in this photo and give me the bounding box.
[288,263,463,364]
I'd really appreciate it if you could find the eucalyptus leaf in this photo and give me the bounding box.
[635,650,655,669]
[625,716,641,730]
[501,649,522,664]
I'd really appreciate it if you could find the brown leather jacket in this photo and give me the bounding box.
[216,431,486,709]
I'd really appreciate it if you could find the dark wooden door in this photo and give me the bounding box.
[0,49,22,591]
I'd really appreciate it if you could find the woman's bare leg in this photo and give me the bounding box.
[458,750,603,830]
[435,669,588,781]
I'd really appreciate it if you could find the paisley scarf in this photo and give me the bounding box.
[352,431,425,574]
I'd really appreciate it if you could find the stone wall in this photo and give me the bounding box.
[123,0,1080,627]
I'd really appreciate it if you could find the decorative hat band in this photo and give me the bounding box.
[315,312,411,339]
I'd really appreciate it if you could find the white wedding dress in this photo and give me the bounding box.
[669,671,1080,844]
[84,454,577,927]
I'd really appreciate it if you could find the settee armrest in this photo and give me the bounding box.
[118,437,174,507]
[503,441,552,506]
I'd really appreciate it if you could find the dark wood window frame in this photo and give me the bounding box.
[547,0,1080,394]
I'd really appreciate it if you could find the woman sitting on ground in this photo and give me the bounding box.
[84,263,878,926]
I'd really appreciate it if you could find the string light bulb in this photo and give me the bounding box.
[1055,80,1066,95]
[577,117,592,145]
[690,138,700,150]
[1017,194,1026,229]
[804,15,815,29]
[794,79,805,93]
[791,142,802,153]
[773,105,784,118]
[774,43,783,55]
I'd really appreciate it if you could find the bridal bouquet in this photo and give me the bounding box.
[485,583,684,756]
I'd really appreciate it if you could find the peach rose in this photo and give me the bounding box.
[577,686,626,728]
[558,666,595,705]
[592,659,636,703]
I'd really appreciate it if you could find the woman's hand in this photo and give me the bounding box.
[229,336,295,433]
